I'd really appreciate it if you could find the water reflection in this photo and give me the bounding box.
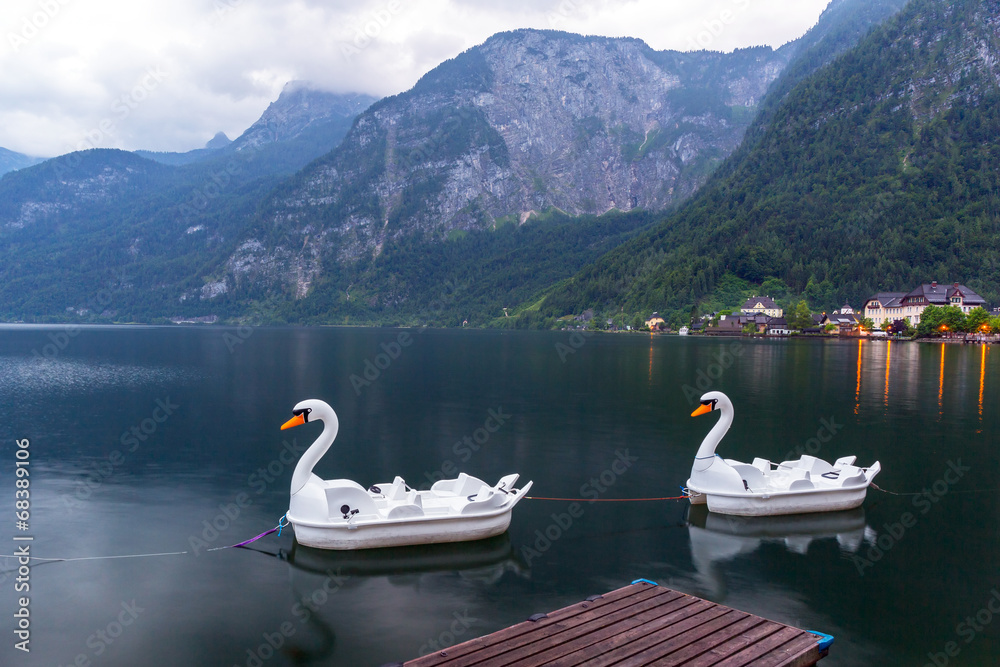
[0,356,197,396]
[978,344,988,429]
[854,339,862,415]
[240,535,529,665]
[648,333,654,385]
[938,343,946,419]
[685,505,875,600]
[282,533,526,580]
[849,339,994,419]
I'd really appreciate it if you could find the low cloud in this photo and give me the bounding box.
[0,0,829,156]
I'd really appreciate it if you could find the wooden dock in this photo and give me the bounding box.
[398,579,830,667]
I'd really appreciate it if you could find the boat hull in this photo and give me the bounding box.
[289,508,516,550]
[687,486,870,517]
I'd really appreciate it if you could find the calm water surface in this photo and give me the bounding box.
[0,327,997,666]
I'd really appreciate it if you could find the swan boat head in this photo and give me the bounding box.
[281,399,340,496]
[688,391,745,492]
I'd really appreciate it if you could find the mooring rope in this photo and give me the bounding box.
[526,495,690,502]
[1,515,290,564]
[207,514,288,552]
[870,482,992,496]
[1,550,190,563]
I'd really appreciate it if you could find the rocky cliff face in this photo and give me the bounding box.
[229,30,795,295]
[229,82,375,152]
[0,150,167,230]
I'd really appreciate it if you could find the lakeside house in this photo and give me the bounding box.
[645,312,667,331]
[740,296,783,318]
[767,317,790,335]
[821,305,860,334]
[864,282,986,327]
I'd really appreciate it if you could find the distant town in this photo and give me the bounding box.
[636,281,1000,340]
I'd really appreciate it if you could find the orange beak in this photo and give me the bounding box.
[691,403,713,417]
[281,413,306,430]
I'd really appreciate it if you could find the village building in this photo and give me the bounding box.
[645,312,667,331]
[821,306,860,335]
[740,296,783,318]
[864,282,985,327]
[766,317,790,336]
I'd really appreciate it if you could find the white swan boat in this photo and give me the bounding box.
[281,399,532,550]
[686,392,880,516]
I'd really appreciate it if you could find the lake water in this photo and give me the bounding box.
[0,326,997,666]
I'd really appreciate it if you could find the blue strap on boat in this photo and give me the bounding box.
[809,630,835,650]
[631,578,658,586]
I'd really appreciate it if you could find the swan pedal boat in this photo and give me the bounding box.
[281,399,532,550]
[687,392,880,517]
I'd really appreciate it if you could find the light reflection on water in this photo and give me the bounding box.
[0,357,198,396]
[0,328,996,666]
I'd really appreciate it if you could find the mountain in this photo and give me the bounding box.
[216,30,798,310]
[229,82,374,153]
[745,0,908,133]
[135,84,375,173]
[0,147,44,176]
[0,85,375,321]
[135,132,231,166]
[541,0,1000,323]
[0,3,910,324]
[205,132,232,149]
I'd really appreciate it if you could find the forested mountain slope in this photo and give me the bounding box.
[542,0,1000,322]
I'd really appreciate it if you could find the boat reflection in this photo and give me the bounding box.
[245,534,528,665]
[284,532,527,581]
[686,505,875,599]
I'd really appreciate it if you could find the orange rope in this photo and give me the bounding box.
[525,495,690,502]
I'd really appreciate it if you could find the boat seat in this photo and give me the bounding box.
[431,472,490,498]
[834,455,857,467]
[799,455,835,475]
[839,473,867,487]
[461,488,504,515]
[730,464,766,491]
[386,476,409,501]
[751,458,772,473]
[383,489,424,519]
[783,467,813,490]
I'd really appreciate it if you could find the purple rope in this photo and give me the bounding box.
[207,515,289,551]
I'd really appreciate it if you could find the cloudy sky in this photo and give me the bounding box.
[1,0,830,157]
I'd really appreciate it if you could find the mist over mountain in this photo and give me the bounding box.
[0,147,45,176]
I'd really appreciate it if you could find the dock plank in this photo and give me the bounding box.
[670,618,784,667]
[711,626,821,667]
[408,584,669,667]
[506,601,727,667]
[476,593,704,666]
[625,615,778,667]
[400,581,828,667]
